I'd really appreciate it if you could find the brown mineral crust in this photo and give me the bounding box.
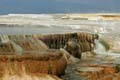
[64,39,82,59]
[64,39,94,59]
[76,63,120,80]
[28,73,63,80]
[77,32,86,42]
[23,55,67,76]
[0,49,63,61]
[8,35,26,40]
[84,64,118,74]
[0,38,49,55]
[77,32,98,43]
[13,38,48,51]
[100,15,120,19]
[76,67,104,80]
[38,32,98,49]
[38,33,78,49]
[97,73,120,80]
[99,73,120,80]
[0,49,67,77]
[0,42,15,52]
[0,62,5,77]
[79,42,92,52]
[14,39,37,51]
[6,33,98,50]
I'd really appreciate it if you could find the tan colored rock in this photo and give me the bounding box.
[76,66,104,80]
[38,32,98,49]
[0,42,15,53]
[89,64,118,74]
[2,73,62,80]
[14,38,48,51]
[76,63,119,80]
[0,49,67,77]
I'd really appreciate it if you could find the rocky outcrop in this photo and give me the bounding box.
[0,42,15,54]
[38,32,98,59]
[76,64,119,80]
[0,33,99,79]
[14,38,48,51]
[2,73,62,80]
[38,32,98,49]
[0,36,68,78]
[0,49,67,78]
[0,33,98,59]
[0,38,49,54]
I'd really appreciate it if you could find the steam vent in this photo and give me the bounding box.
[0,32,120,80]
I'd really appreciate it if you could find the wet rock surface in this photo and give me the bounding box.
[62,54,120,80]
[0,50,67,77]
[38,32,98,49]
[1,33,120,80]
[0,14,120,80]
[2,73,62,80]
[38,32,98,59]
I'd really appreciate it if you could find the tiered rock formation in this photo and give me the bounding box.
[0,36,68,79]
[38,32,98,59]
[0,49,67,77]
[0,32,99,80]
[38,32,98,49]
[76,63,120,80]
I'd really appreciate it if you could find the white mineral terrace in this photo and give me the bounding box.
[0,14,120,80]
[0,14,120,35]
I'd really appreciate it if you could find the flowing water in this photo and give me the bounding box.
[0,14,120,35]
[0,14,120,80]
[95,40,120,57]
[94,40,106,53]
